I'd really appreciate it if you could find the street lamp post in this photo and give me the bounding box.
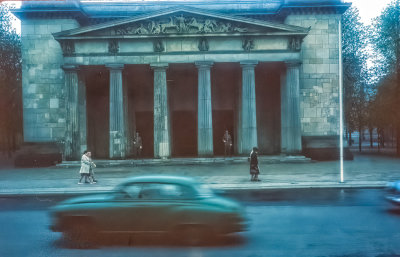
[396,0,400,157]
[339,16,344,183]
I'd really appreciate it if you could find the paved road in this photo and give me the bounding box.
[1,189,400,257]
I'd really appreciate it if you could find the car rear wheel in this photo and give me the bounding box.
[62,218,97,248]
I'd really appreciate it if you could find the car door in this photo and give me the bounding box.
[133,183,197,232]
[96,182,144,233]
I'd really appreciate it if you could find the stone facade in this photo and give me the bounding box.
[285,14,341,137]
[14,0,350,160]
[21,19,79,142]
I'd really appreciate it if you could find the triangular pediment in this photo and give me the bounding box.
[53,6,309,39]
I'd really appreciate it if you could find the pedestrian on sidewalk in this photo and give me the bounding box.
[87,151,97,183]
[249,147,260,182]
[78,150,96,184]
[222,130,232,157]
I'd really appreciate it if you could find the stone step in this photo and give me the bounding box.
[56,155,311,168]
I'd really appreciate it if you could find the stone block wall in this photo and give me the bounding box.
[285,13,341,137]
[21,18,79,142]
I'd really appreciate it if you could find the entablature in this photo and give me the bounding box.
[53,7,309,57]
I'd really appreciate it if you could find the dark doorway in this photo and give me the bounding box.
[211,63,240,156]
[86,67,109,159]
[125,65,154,158]
[171,111,197,157]
[168,64,197,157]
[255,62,283,154]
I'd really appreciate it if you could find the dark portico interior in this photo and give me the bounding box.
[125,64,154,158]
[168,63,198,157]
[85,66,109,159]
[84,62,282,158]
[255,62,283,155]
[211,63,240,156]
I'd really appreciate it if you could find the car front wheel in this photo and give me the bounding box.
[171,225,214,246]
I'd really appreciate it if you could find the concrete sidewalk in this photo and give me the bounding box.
[0,152,399,196]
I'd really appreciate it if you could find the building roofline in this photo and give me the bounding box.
[53,5,309,38]
[12,0,351,20]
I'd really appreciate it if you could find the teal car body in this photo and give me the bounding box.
[50,175,247,241]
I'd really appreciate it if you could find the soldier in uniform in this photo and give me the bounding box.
[222,130,233,157]
[133,132,143,159]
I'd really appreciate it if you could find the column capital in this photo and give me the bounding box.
[240,60,258,68]
[150,63,169,71]
[195,61,214,69]
[285,60,302,68]
[106,63,124,70]
[61,64,80,72]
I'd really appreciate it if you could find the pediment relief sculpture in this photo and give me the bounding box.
[242,38,255,51]
[198,37,209,51]
[108,39,119,54]
[60,40,75,55]
[288,36,302,51]
[114,14,249,35]
[153,39,165,52]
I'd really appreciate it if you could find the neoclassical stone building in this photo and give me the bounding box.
[13,0,350,160]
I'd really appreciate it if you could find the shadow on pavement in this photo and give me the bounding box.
[54,233,246,249]
[386,208,400,216]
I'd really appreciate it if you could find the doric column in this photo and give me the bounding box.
[281,61,302,154]
[195,61,214,156]
[106,64,127,159]
[151,63,171,158]
[62,64,80,160]
[239,60,258,154]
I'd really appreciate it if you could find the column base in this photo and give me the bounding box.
[109,131,126,159]
[198,153,214,158]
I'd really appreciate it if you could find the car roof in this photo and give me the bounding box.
[119,175,199,186]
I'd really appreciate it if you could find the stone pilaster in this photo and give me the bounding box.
[239,60,258,154]
[78,72,87,155]
[62,64,80,160]
[281,61,302,154]
[195,61,214,156]
[151,63,171,158]
[106,64,127,159]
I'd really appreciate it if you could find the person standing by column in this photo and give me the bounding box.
[133,132,143,159]
[249,146,260,181]
[78,150,94,184]
[222,130,232,158]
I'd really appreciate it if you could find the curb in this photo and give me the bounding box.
[0,183,387,198]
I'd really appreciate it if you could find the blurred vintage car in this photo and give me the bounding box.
[386,181,400,206]
[50,175,247,246]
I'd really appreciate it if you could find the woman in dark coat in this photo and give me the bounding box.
[249,147,260,181]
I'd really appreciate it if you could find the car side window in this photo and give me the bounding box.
[161,184,195,199]
[137,183,195,200]
[118,183,142,199]
[138,183,161,200]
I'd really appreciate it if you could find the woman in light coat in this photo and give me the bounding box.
[78,151,95,184]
